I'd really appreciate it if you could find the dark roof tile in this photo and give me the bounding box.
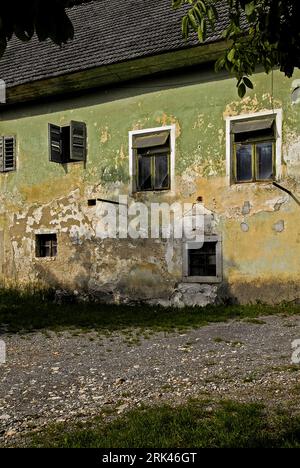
[0,0,229,88]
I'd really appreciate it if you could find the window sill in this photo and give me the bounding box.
[131,189,175,199]
[230,180,275,187]
[34,257,57,262]
[133,188,171,194]
[183,276,222,284]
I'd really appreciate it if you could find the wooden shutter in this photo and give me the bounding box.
[49,124,63,163]
[133,132,169,149]
[0,137,3,172]
[3,137,16,172]
[70,121,87,161]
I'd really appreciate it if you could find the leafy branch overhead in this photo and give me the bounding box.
[0,1,85,58]
[173,0,300,97]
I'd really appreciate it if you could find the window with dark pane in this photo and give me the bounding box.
[232,117,276,183]
[36,234,57,258]
[236,144,252,182]
[256,142,273,180]
[188,242,217,277]
[133,131,171,192]
[155,153,169,189]
[137,152,152,191]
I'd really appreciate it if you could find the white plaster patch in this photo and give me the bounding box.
[69,224,93,244]
[165,242,176,274]
[265,197,289,211]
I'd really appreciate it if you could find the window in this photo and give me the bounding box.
[49,121,87,164]
[132,130,171,192]
[230,116,277,184]
[36,234,57,258]
[0,136,16,173]
[183,236,222,283]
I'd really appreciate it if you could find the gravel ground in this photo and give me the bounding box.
[1,314,300,444]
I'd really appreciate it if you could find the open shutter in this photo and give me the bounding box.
[132,131,169,149]
[49,124,63,163]
[70,121,87,162]
[3,137,16,172]
[0,138,4,172]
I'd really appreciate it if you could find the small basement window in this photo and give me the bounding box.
[183,236,222,283]
[36,234,57,258]
[231,116,277,183]
[0,136,16,173]
[49,121,87,164]
[132,130,171,192]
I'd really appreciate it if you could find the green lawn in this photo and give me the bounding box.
[23,400,300,448]
[0,286,299,335]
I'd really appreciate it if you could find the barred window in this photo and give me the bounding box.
[183,236,222,283]
[36,234,57,258]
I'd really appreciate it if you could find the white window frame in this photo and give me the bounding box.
[225,109,283,185]
[183,235,223,284]
[129,125,176,195]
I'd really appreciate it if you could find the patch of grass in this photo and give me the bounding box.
[272,364,300,373]
[243,372,258,383]
[213,337,243,347]
[243,318,267,325]
[231,341,244,348]
[0,286,300,336]
[22,400,300,448]
[214,337,228,343]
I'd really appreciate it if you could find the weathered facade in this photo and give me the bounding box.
[0,0,300,306]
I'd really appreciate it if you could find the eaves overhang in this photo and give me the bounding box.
[2,40,229,107]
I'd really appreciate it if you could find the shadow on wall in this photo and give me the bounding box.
[215,278,300,305]
[33,242,94,299]
[0,64,229,121]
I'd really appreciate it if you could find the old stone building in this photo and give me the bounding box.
[0,0,300,306]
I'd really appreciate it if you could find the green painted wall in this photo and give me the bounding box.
[0,67,300,304]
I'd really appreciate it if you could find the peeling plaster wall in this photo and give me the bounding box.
[1,68,300,305]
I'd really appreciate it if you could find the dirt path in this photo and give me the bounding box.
[1,315,300,443]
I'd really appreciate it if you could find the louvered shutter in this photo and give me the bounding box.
[0,138,3,172]
[3,137,16,172]
[70,121,87,161]
[49,124,63,163]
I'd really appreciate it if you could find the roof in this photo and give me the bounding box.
[0,0,229,90]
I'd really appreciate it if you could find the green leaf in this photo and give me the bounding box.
[245,2,256,16]
[198,1,207,14]
[243,77,254,89]
[172,0,183,9]
[227,48,236,63]
[182,16,189,38]
[238,83,247,98]
[188,11,198,31]
[198,26,204,42]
